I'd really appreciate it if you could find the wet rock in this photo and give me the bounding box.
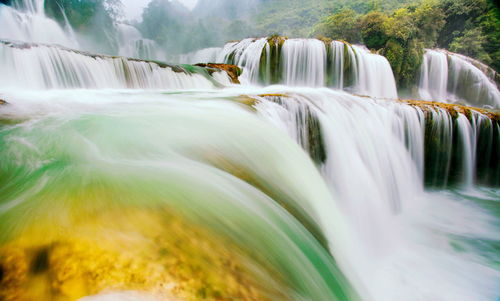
[195,63,242,84]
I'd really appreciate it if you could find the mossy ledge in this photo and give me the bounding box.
[401,99,499,122]
[267,35,288,47]
[242,93,498,187]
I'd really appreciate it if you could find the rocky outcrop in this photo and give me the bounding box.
[195,63,242,84]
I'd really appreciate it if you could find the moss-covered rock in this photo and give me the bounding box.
[402,99,499,122]
[400,99,499,187]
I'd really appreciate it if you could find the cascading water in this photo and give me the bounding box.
[0,0,78,48]
[350,45,398,99]
[0,4,499,301]
[330,41,346,89]
[0,41,230,90]
[197,38,398,98]
[252,89,499,300]
[220,38,269,84]
[419,49,500,108]
[419,50,449,101]
[117,23,165,61]
[281,39,327,87]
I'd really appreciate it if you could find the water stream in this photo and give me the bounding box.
[0,1,499,301]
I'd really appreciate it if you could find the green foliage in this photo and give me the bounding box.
[449,27,492,64]
[385,8,418,41]
[436,0,499,71]
[437,0,488,47]
[253,0,335,37]
[478,1,500,71]
[360,11,388,50]
[307,0,498,85]
[312,9,362,42]
[252,0,415,37]
[413,0,445,47]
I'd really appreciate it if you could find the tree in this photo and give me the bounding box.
[360,11,388,50]
[449,27,492,64]
[312,8,361,42]
[384,8,417,41]
[382,8,423,88]
[479,1,500,71]
[413,0,446,47]
[437,0,488,47]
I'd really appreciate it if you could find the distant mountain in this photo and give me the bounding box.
[192,0,259,20]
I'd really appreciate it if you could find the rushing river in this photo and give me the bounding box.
[0,1,499,300]
[0,87,498,301]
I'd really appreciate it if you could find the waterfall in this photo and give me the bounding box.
[253,89,499,300]
[0,88,359,301]
[1,7,499,301]
[281,39,327,87]
[117,23,165,61]
[330,41,345,89]
[14,0,44,14]
[419,49,500,108]
[1,84,498,301]
[210,38,398,98]
[0,41,229,90]
[0,0,78,48]
[350,45,398,99]
[419,50,449,101]
[254,90,498,194]
[220,38,268,84]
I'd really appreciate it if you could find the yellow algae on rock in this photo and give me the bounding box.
[0,208,284,301]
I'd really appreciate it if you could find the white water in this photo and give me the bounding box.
[419,50,449,101]
[1,70,498,301]
[252,88,499,301]
[0,0,78,48]
[0,41,229,90]
[419,49,500,108]
[350,45,398,99]
[331,41,346,89]
[117,23,165,61]
[219,38,268,84]
[196,38,398,98]
[0,4,499,300]
[281,39,327,87]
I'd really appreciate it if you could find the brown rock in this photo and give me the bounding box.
[195,63,242,84]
